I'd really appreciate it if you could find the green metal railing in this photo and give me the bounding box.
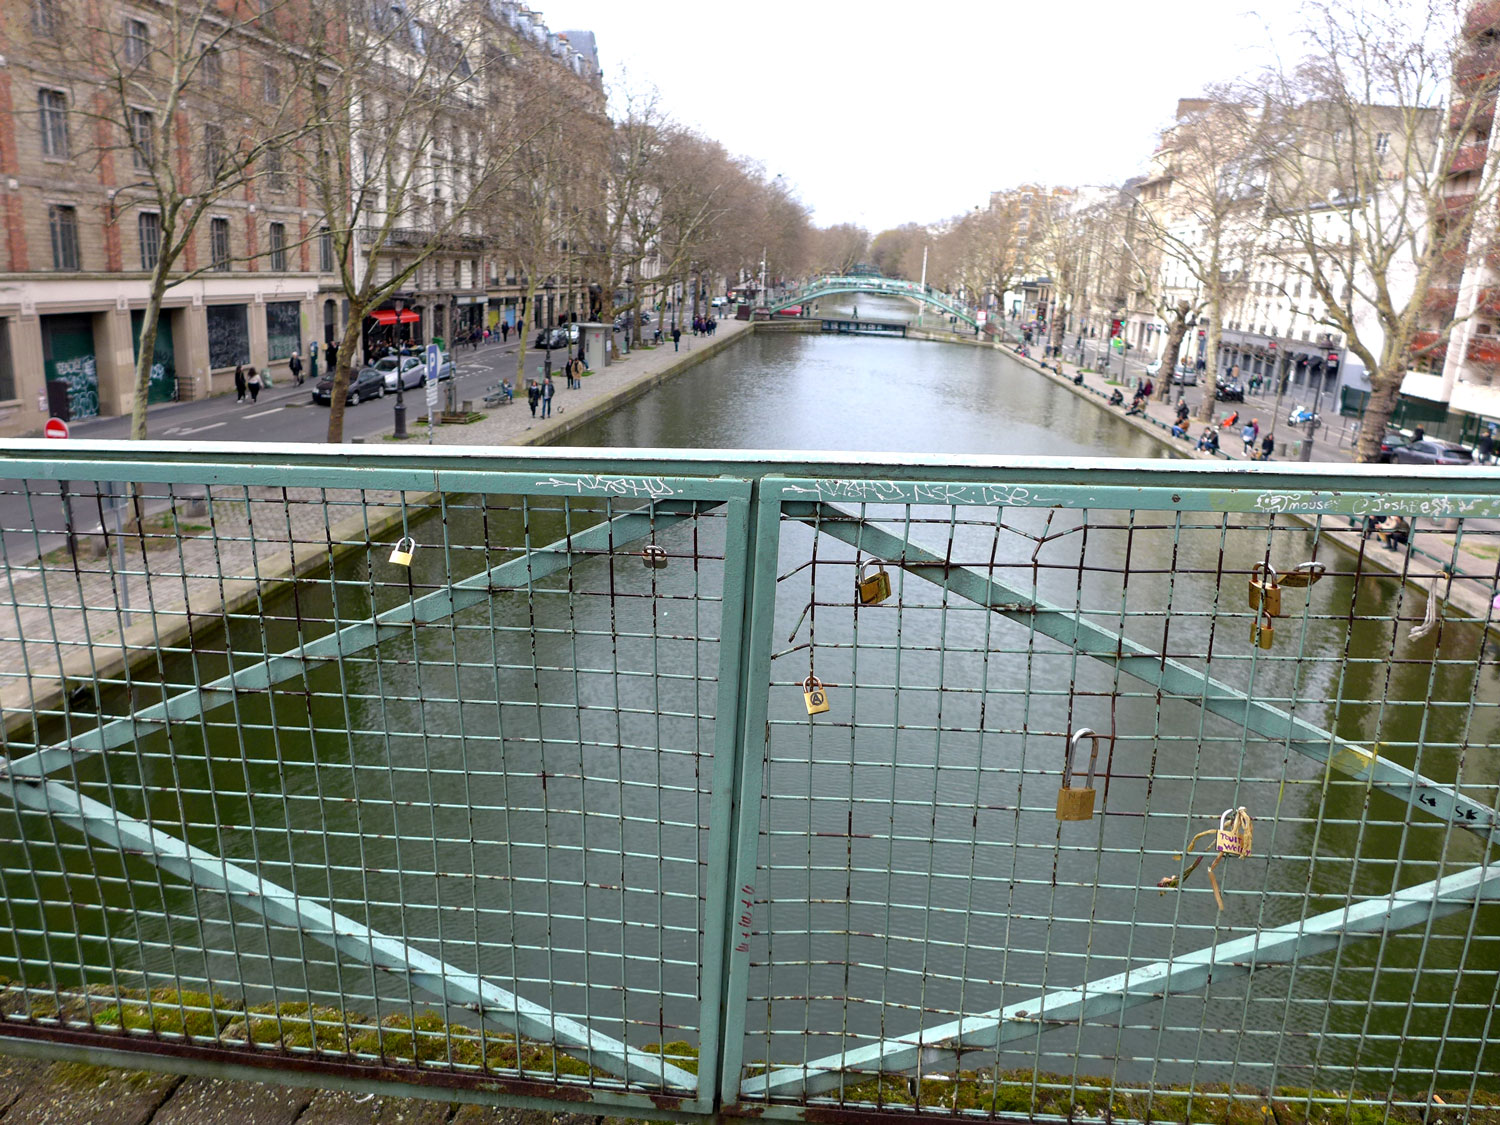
[772,276,980,328]
[0,442,1497,1123]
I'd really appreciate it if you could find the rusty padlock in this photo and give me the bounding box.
[642,544,668,569]
[856,560,891,605]
[388,536,416,567]
[1251,609,1274,650]
[803,675,829,715]
[1215,806,1253,857]
[1278,561,1327,588]
[1248,562,1282,617]
[1055,727,1101,822]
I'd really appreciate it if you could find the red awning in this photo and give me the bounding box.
[368,309,421,325]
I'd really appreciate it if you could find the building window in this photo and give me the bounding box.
[266,147,286,192]
[33,0,58,37]
[0,319,14,402]
[124,19,150,65]
[1375,132,1390,155]
[138,211,161,270]
[200,45,221,86]
[204,124,226,180]
[210,216,230,270]
[269,221,286,271]
[38,89,69,159]
[319,226,334,272]
[128,108,153,169]
[49,205,79,270]
[263,64,278,104]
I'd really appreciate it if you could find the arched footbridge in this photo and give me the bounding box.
[769,274,980,328]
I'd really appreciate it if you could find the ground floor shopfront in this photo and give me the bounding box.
[0,276,323,438]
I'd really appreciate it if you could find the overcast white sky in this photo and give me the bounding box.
[536,0,1315,232]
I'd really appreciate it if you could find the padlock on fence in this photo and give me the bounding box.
[1055,727,1101,822]
[1215,806,1253,857]
[642,544,668,570]
[1249,562,1282,617]
[856,560,892,605]
[1278,561,1327,588]
[803,675,829,715]
[1251,609,1275,650]
[389,536,416,567]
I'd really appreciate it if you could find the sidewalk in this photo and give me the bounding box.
[1003,332,1500,631]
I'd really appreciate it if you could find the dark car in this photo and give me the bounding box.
[1215,378,1245,402]
[1377,430,1413,463]
[312,365,386,406]
[1392,440,1474,466]
[535,328,570,350]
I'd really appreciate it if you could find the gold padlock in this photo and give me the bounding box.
[1248,562,1281,617]
[856,560,891,605]
[1215,806,1253,857]
[642,544,668,569]
[1055,727,1101,822]
[1278,561,1327,588]
[1251,614,1274,649]
[803,675,829,715]
[389,536,416,567]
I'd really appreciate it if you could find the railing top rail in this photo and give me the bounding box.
[4,438,1499,496]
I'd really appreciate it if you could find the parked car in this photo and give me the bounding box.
[535,327,570,350]
[711,296,727,308]
[375,355,426,391]
[1172,365,1199,387]
[1215,378,1245,402]
[1392,440,1474,466]
[312,365,386,406]
[1377,430,1413,463]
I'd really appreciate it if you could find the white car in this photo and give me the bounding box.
[376,352,453,390]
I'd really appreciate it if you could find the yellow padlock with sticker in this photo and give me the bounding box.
[1215,806,1253,857]
[389,536,416,567]
[803,675,829,715]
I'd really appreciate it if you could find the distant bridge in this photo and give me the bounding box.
[770,274,980,328]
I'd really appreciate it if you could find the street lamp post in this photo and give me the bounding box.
[392,298,408,440]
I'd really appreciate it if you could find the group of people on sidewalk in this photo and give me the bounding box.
[523,356,587,419]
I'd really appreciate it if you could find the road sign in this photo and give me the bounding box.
[43,417,69,439]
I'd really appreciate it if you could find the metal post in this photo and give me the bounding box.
[392,299,408,440]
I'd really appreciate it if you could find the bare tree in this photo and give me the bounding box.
[38,0,313,439]
[808,223,871,275]
[1253,0,1500,459]
[869,224,926,280]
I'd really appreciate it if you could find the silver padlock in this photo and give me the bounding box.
[642,544,668,569]
[389,536,415,567]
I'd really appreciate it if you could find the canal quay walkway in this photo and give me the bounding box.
[0,318,759,737]
[1000,334,1500,632]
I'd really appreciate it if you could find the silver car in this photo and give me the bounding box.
[376,355,426,391]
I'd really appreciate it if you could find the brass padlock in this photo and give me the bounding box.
[1215,806,1253,857]
[1055,727,1101,822]
[1251,613,1274,649]
[803,675,829,715]
[1248,562,1282,617]
[642,544,668,569]
[856,560,891,605]
[1278,561,1327,588]
[389,536,416,567]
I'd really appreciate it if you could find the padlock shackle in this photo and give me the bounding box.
[1220,805,1248,830]
[395,536,415,551]
[803,675,823,692]
[856,559,887,579]
[1066,727,1101,788]
[1252,561,1278,584]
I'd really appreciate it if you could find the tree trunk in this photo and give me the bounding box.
[324,310,366,444]
[516,274,541,389]
[1156,319,1187,402]
[1196,298,1222,423]
[1355,370,1403,462]
[129,267,173,441]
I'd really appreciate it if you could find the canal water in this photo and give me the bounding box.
[3,330,1495,1100]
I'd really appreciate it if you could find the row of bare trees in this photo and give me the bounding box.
[41,0,848,442]
[858,0,1500,460]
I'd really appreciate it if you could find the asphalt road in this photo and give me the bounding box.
[0,336,575,561]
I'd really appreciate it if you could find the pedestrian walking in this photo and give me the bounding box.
[542,375,554,417]
[327,342,338,374]
[1480,426,1496,465]
[234,364,246,402]
[1260,431,1276,461]
[527,380,539,416]
[1241,421,1256,455]
[246,366,262,403]
[501,322,510,343]
[672,326,681,352]
[289,351,303,385]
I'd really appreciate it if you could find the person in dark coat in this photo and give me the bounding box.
[527,379,539,417]
[234,365,246,402]
[1260,431,1276,461]
[672,326,682,351]
[541,375,554,417]
[288,352,303,385]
